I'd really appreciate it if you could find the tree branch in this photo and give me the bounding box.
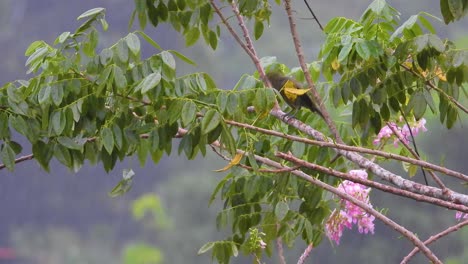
[297,243,314,264]
[268,108,468,206]
[224,118,468,182]
[275,151,468,212]
[210,0,271,88]
[401,219,468,263]
[386,122,448,191]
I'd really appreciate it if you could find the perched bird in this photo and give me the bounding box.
[266,71,324,119]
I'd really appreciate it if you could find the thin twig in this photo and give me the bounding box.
[401,219,468,263]
[282,0,342,143]
[276,236,287,264]
[297,243,314,264]
[210,0,272,88]
[398,110,429,185]
[0,154,34,170]
[303,0,323,31]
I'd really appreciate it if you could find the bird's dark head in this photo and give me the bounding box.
[266,71,288,91]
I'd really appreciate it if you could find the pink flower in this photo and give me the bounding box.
[325,170,375,244]
[455,211,468,220]
[259,239,267,249]
[373,118,427,146]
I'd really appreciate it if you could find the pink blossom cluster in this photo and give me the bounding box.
[455,211,468,220]
[325,170,375,245]
[373,118,427,147]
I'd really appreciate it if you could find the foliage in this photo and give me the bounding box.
[123,243,163,264]
[0,0,467,263]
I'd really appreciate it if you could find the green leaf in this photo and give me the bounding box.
[135,72,162,94]
[201,110,221,135]
[25,40,46,56]
[54,144,72,167]
[33,140,53,171]
[108,178,133,197]
[221,125,236,156]
[77,7,105,20]
[137,9,147,29]
[352,101,360,128]
[181,101,197,126]
[136,31,163,50]
[448,0,464,19]
[198,242,215,255]
[168,100,184,124]
[38,85,51,105]
[341,81,351,103]
[253,89,266,113]
[338,42,353,62]
[168,50,196,65]
[185,27,200,46]
[350,77,361,97]
[112,124,123,150]
[440,0,455,24]
[101,127,114,154]
[231,243,238,257]
[51,111,65,135]
[418,14,436,34]
[116,40,129,63]
[126,32,141,56]
[100,18,108,31]
[57,136,86,151]
[1,143,16,171]
[254,20,264,40]
[25,47,48,67]
[157,2,169,21]
[161,50,176,70]
[113,65,127,90]
[412,91,427,120]
[100,48,113,65]
[56,31,71,44]
[217,92,228,114]
[275,201,289,221]
[226,93,238,116]
[355,41,371,60]
[51,83,64,106]
[208,30,218,50]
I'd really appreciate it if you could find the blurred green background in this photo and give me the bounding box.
[0,0,466,263]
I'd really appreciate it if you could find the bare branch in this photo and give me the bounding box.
[224,118,468,182]
[401,219,468,263]
[275,152,468,213]
[0,154,34,170]
[276,236,287,264]
[267,108,468,206]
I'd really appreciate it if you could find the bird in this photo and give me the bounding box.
[266,71,324,119]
